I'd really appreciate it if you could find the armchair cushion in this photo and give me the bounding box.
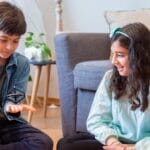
[74,60,112,91]
[73,60,112,132]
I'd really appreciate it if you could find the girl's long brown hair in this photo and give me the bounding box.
[110,23,150,111]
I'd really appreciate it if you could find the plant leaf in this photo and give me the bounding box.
[24,32,52,59]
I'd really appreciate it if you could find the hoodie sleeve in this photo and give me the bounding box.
[86,70,118,145]
[135,137,150,150]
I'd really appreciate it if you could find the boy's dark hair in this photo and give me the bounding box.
[110,22,150,112]
[0,1,26,35]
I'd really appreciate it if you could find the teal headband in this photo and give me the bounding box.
[109,27,134,50]
[109,27,130,39]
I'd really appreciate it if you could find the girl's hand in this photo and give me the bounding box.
[6,103,36,113]
[103,143,135,150]
[103,142,126,150]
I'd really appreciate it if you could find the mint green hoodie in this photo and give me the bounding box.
[87,70,150,150]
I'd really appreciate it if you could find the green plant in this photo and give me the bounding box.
[25,32,52,59]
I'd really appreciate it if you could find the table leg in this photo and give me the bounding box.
[43,64,51,117]
[27,66,42,122]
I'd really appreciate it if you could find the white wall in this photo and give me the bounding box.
[63,0,150,32]
[27,0,59,98]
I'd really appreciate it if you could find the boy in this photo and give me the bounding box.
[0,2,53,150]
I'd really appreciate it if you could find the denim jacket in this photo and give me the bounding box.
[1,52,30,122]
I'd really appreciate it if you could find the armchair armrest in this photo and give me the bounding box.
[54,32,110,137]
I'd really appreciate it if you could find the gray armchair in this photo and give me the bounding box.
[54,33,112,137]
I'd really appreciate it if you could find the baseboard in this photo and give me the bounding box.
[26,96,60,106]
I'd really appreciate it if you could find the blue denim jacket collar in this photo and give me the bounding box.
[6,53,18,69]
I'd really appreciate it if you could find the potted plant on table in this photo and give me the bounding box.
[24,32,53,83]
[24,32,52,61]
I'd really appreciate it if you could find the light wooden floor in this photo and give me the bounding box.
[22,104,62,150]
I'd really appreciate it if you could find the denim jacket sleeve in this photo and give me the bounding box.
[2,53,30,121]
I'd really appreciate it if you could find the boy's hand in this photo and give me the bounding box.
[6,103,36,113]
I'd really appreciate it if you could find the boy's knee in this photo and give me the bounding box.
[39,134,53,150]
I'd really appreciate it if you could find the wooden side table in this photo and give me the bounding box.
[27,59,56,123]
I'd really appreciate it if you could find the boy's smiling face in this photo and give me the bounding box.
[0,31,20,61]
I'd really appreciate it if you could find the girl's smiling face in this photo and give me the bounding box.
[111,40,129,76]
